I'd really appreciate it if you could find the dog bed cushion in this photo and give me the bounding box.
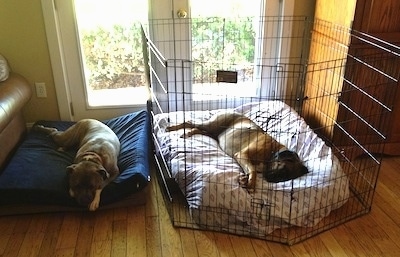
[0,110,150,208]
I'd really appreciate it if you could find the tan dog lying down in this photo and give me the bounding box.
[35,119,120,211]
[167,110,308,190]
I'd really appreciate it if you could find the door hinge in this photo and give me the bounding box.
[70,102,75,116]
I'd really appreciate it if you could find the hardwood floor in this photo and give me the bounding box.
[0,156,400,257]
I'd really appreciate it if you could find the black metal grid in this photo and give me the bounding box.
[142,16,400,245]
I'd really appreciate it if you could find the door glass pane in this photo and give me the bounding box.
[190,0,262,100]
[74,0,148,107]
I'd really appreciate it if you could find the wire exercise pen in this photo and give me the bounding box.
[142,16,400,245]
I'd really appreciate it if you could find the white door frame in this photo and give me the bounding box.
[41,0,73,120]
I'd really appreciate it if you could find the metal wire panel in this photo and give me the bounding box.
[143,16,400,244]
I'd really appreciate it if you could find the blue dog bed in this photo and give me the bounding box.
[0,110,150,209]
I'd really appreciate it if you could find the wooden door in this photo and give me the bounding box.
[303,0,400,159]
[334,0,400,156]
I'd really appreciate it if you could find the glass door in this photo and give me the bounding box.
[149,0,264,110]
[73,0,149,108]
[43,0,296,119]
[190,0,263,101]
[52,0,149,120]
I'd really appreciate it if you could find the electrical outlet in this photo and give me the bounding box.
[35,82,47,98]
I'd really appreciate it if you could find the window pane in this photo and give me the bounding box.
[190,0,262,100]
[74,0,148,107]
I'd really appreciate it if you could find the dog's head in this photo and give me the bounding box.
[66,161,109,206]
[264,150,308,183]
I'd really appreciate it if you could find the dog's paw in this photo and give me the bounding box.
[239,175,256,192]
[89,200,99,211]
[33,125,58,134]
[238,173,256,191]
[165,125,178,132]
[238,173,249,187]
[88,189,102,211]
[181,132,193,138]
[246,178,256,192]
[89,204,99,211]
[31,125,45,132]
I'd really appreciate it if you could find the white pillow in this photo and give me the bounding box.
[0,54,10,82]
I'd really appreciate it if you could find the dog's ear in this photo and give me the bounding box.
[66,164,77,174]
[97,168,110,180]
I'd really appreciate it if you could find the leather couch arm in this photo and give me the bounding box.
[0,73,32,132]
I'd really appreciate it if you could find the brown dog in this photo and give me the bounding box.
[35,119,120,211]
[167,110,308,190]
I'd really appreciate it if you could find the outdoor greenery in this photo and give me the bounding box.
[192,17,255,65]
[81,18,256,89]
[191,17,256,83]
[81,23,145,89]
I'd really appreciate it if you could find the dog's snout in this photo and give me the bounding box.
[264,167,287,183]
[264,150,309,183]
[264,160,309,183]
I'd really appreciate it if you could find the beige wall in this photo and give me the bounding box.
[0,0,60,123]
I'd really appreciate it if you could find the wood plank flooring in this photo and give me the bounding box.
[0,156,400,257]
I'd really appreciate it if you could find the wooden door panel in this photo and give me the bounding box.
[336,0,400,156]
[306,0,400,157]
[353,0,400,33]
[334,44,399,146]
